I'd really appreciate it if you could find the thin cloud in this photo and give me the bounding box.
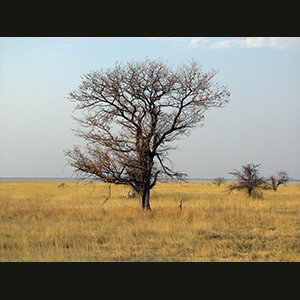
[209,37,300,50]
[187,37,209,48]
[152,37,300,51]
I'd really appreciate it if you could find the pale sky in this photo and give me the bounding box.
[0,37,299,179]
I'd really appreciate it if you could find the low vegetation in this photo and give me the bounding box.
[0,182,299,262]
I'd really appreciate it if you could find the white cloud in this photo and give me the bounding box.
[209,39,235,49]
[217,37,300,50]
[187,37,209,48]
[152,37,300,51]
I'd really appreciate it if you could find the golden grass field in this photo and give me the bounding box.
[0,181,299,262]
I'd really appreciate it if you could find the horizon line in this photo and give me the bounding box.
[1,177,300,181]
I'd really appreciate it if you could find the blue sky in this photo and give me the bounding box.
[0,37,299,179]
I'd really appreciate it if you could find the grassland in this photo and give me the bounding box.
[0,181,299,262]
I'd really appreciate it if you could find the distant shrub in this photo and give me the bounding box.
[213,177,225,186]
[227,163,266,198]
[269,171,289,191]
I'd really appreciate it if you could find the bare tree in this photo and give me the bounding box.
[65,59,230,210]
[227,163,266,198]
[213,177,225,186]
[269,171,289,191]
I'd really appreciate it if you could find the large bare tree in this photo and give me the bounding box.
[65,59,230,210]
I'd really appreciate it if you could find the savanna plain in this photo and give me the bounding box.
[0,181,299,262]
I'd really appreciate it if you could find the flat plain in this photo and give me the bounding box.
[0,181,299,262]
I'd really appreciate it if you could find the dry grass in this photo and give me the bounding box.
[0,181,299,262]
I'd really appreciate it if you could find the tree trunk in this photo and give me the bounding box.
[270,177,277,191]
[139,181,151,211]
[248,186,253,197]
